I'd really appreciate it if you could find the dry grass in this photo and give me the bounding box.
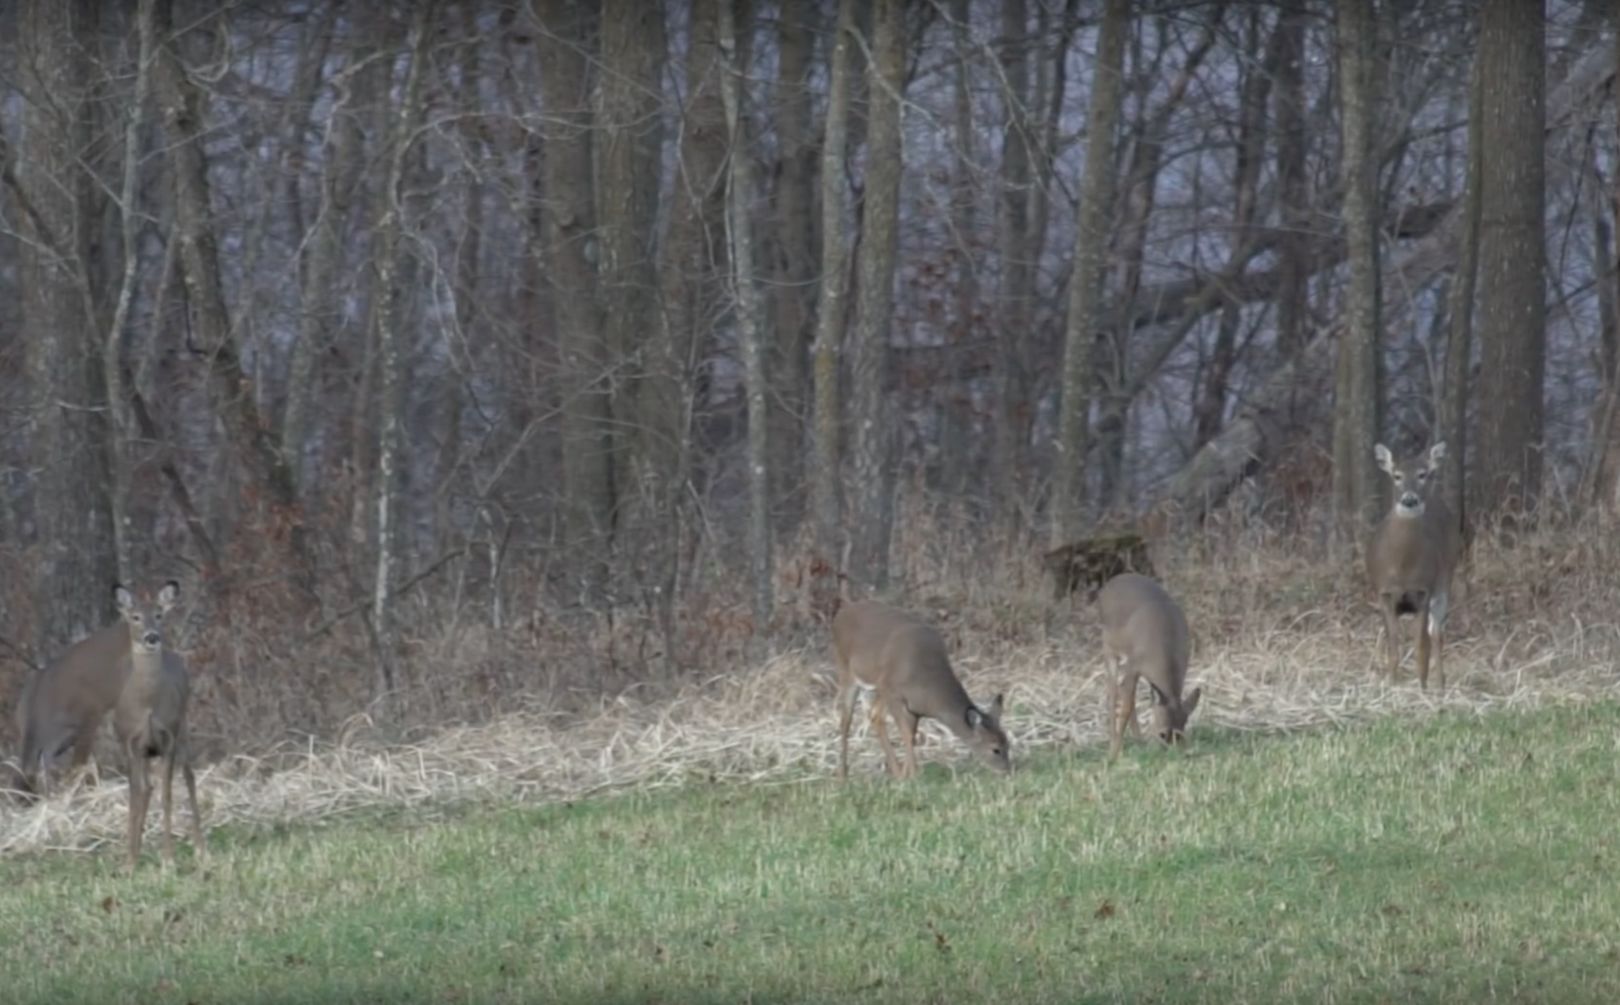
[4,510,1620,859]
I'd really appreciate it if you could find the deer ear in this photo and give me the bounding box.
[986,692,1005,719]
[113,584,133,613]
[1428,441,1446,466]
[1374,444,1395,474]
[158,580,180,609]
[1184,686,1202,715]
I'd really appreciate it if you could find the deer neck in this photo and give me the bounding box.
[126,645,167,689]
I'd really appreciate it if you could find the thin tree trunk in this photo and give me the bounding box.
[992,0,1034,525]
[941,0,980,498]
[1273,3,1310,362]
[1440,54,1482,536]
[846,0,905,592]
[1330,0,1384,534]
[370,1,434,704]
[811,0,855,591]
[1473,0,1547,519]
[718,0,773,630]
[103,0,158,585]
[1051,0,1128,547]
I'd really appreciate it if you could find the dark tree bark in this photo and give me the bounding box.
[1440,54,1483,535]
[1473,0,1547,518]
[768,2,818,524]
[1331,0,1384,533]
[536,0,615,598]
[1052,0,1129,546]
[18,0,119,652]
[718,0,773,629]
[846,0,905,592]
[810,0,855,595]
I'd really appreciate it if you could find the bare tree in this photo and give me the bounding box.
[16,0,119,651]
[369,2,434,703]
[810,0,856,598]
[846,0,905,592]
[1052,0,1129,546]
[537,0,615,598]
[1440,54,1482,535]
[1330,0,1383,533]
[718,0,773,628]
[1473,0,1546,518]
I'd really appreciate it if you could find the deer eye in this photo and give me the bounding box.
[129,613,143,623]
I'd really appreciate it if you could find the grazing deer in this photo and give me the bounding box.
[1097,573,1201,759]
[16,595,144,797]
[111,581,206,869]
[1369,442,1461,689]
[831,600,1010,779]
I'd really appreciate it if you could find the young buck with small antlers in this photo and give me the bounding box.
[831,600,1010,779]
[111,581,206,869]
[1097,574,1201,759]
[1369,442,1461,690]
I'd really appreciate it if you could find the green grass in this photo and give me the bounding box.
[4,702,1620,1003]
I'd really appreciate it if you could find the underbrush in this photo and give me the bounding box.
[3,501,1619,856]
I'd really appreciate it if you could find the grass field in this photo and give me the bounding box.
[3,699,1618,1004]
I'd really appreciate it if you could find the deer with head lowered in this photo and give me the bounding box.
[1097,573,1201,759]
[831,600,1010,779]
[1369,442,1461,689]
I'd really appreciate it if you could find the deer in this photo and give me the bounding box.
[1097,573,1201,759]
[1368,441,1461,690]
[110,581,206,870]
[16,592,145,798]
[831,600,1010,779]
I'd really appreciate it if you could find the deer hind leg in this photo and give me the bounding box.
[180,741,206,860]
[894,704,921,779]
[160,747,178,867]
[870,693,902,777]
[126,747,152,872]
[1414,595,1433,691]
[1109,670,1139,761]
[1428,588,1450,691]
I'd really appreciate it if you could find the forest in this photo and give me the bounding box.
[0,0,1615,758]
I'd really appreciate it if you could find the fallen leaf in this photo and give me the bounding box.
[1094,900,1116,920]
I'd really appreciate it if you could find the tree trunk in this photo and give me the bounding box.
[846,0,904,592]
[1273,3,1310,362]
[1473,0,1547,519]
[1330,0,1384,535]
[718,0,774,630]
[1440,54,1483,537]
[810,0,855,598]
[769,2,818,526]
[18,0,119,652]
[369,2,434,703]
[992,0,1034,525]
[536,0,614,599]
[1051,0,1128,547]
[596,0,667,522]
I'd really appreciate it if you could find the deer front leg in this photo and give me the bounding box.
[835,678,858,781]
[1379,597,1402,680]
[161,753,177,867]
[1414,595,1432,691]
[870,695,902,777]
[126,750,151,872]
[896,705,921,779]
[1109,671,1139,761]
